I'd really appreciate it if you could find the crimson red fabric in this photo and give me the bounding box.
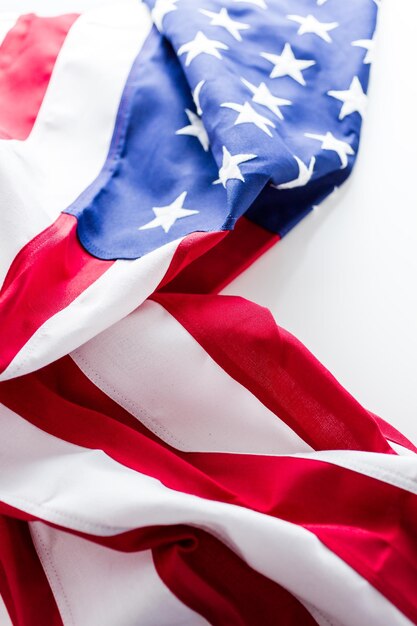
[309,522,417,626]
[0,515,63,626]
[0,503,317,626]
[1,356,417,622]
[0,214,112,375]
[0,215,273,377]
[159,217,279,294]
[153,526,317,626]
[0,14,78,140]
[152,292,394,454]
[157,230,227,291]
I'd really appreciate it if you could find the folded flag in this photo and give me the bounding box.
[1,294,417,626]
[0,0,376,379]
[2,2,417,626]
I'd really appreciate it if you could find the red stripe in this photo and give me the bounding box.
[0,515,63,626]
[159,217,279,294]
[0,214,112,375]
[157,229,226,291]
[0,215,224,376]
[152,526,317,626]
[192,450,417,624]
[151,292,394,454]
[0,214,269,376]
[0,504,317,626]
[0,357,416,621]
[0,14,78,140]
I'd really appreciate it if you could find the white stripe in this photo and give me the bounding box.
[294,449,417,496]
[0,404,411,626]
[0,0,152,287]
[0,237,182,380]
[299,599,343,626]
[30,522,209,626]
[72,300,312,455]
[0,594,12,626]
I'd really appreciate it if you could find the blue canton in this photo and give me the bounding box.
[66,0,378,260]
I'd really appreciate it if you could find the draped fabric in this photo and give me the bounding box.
[1,2,416,625]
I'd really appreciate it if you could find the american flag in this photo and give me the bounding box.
[1,1,417,625]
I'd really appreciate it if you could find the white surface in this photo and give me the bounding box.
[224,0,417,444]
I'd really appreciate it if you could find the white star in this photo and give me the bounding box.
[139,192,198,234]
[327,76,367,120]
[151,0,178,31]
[221,101,275,136]
[261,43,315,86]
[200,8,249,41]
[232,0,267,8]
[287,14,339,43]
[305,131,354,168]
[352,38,375,64]
[176,109,209,151]
[241,78,291,120]
[178,31,228,66]
[193,80,205,116]
[272,156,315,189]
[317,0,328,4]
[214,146,257,187]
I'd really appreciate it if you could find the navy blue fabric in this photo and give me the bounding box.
[66,0,377,260]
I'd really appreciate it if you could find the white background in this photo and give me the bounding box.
[224,0,417,443]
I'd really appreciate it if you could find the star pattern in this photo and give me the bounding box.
[200,8,249,41]
[352,38,375,64]
[221,101,275,136]
[272,156,315,189]
[139,192,198,233]
[176,108,209,151]
[241,78,291,120]
[70,0,379,257]
[214,146,257,186]
[178,31,229,66]
[151,0,178,31]
[305,131,354,168]
[261,43,316,85]
[287,14,339,43]
[328,76,367,120]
